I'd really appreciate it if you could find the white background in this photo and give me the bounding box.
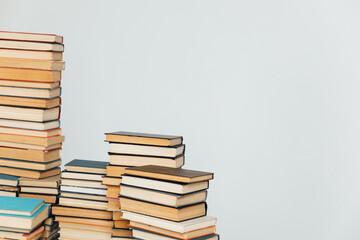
[1,0,360,239]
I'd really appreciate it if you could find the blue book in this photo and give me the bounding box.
[0,174,18,187]
[0,196,43,216]
[65,159,108,174]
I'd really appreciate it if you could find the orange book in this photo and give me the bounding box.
[0,31,63,43]
[0,67,61,82]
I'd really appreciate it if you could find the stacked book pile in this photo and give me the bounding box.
[103,131,186,238]
[120,165,219,240]
[0,173,19,197]
[0,196,49,240]
[53,159,132,239]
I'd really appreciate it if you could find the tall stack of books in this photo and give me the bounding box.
[53,159,132,239]
[0,196,50,240]
[103,131,185,238]
[119,166,219,240]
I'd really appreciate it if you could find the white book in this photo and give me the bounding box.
[60,186,107,196]
[109,143,184,158]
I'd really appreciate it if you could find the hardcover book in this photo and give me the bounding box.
[0,31,63,43]
[65,159,108,174]
[105,131,182,146]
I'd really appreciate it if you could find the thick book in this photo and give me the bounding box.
[0,58,65,70]
[112,228,132,237]
[55,216,113,228]
[107,185,120,199]
[52,206,112,220]
[0,127,61,138]
[121,175,209,194]
[0,40,63,52]
[0,185,18,192]
[0,196,43,216]
[0,158,61,171]
[0,67,61,82]
[0,190,17,197]
[20,187,59,195]
[60,186,107,196]
[61,170,104,181]
[102,176,122,186]
[0,133,64,146]
[59,228,111,240]
[0,31,63,43]
[109,143,185,158]
[0,106,60,122]
[65,159,108,174]
[19,175,60,188]
[58,197,108,211]
[124,165,214,183]
[0,147,60,162]
[0,119,60,131]
[109,153,184,168]
[0,173,18,186]
[105,131,182,146]
[0,49,62,61]
[0,141,61,151]
[0,86,61,98]
[0,225,44,240]
[0,96,61,109]
[60,191,107,202]
[120,184,207,207]
[61,179,107,189]
[108,198,120,211]
[132,228,219,240]
[0,166,60,179]
[119,197,206,222]
[18,193,57,205]
[58,222,112,234]
[122,211,217,233]
[106,165,127,177]
[0,79,60,89]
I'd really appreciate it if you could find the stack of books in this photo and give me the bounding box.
[53,159,132,239]
[0,31,64,179]
[103,131,185,238]
[0,196,49,240]
[120,165,219,240]
[0,174,19,197]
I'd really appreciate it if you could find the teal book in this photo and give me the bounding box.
[0,196,43,216]
[65,159,108,174]
[0,174,18,187]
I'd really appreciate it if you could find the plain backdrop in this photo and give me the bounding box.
[1,0,360,239]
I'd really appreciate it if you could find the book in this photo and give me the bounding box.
[129,222,216,240]
[20,187,59,195]
[0,86,61,98]
[0,225,44,240]
[123,211,216,233]
[0,58,65,70]
[106,185,120,199]
[0,141,61,151]
[0,185,18,192]
[0,119,60,131]
[0,68,61,82]
[112,228,132,237]
[121,175,209,194]
[0,31,63,43]
[52,206,112,220]
[132,228,219,240]
[59,228,111,240]
[105,131,182,146]
[0,158,61,170]
[61,179,107,189]
[18,193,57,205]
[61,170,104,181]
[112,211,123,220]
[55,216,113,227]
[124,166,214,183]
[60,191,107,202]
[65,159,108,174]
[0,127,61,138]
[58,222,112,233]
[58,197,108,210]
[0,166,60,179]
[0,147,60,162]
[114,220,129,228]
[120,185,207,207]
[0,96,61,109]
[102,176,122,186]
[0,106,60,122]
[0,49,62,61]
[109,153,184,168]
[0,134,64,146]
[0,79,60,89]
[0,190,16,197]
[106,165,127,177]
[0,173,18,186]
[19,175,60,188]
[107,199,120,211]
[119,197,206,221]
[60,186,107,196]
[0,40,63,52]
[0,196,43,216]
[109,143,185,158]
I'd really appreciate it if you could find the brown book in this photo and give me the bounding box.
[59,197,108,210]
[120,197,206,222]
[112,228,132,237]
[0,49,62,61]
[55,216,113,228]
[105,131,182,146]
[0,147,60,162]
[107,185,120,199]
[0,127,61,138]
[108,198,120,211]
[0,158,60,171]
[114,220,129,229]
[19,193,57,204]
[125,166,214,183]
[19,175,60,188]
[0,58,65,70]
[60,192,107,202]
[0,141,61,151]
[0,79,60,89]
[112,211,123,220]
[0,166,60,179]
[0,40,63,52]
[0,31,63,43]
[0,86,60,99]
[0,185,18,192]
[0,67,61,82]
[20,186,58,195]
[0,133,64,146]
[106,165,127,177]
[0,106,60,122]
[0,96,61,109]
[102,176,122,186]
[52,206,112,220]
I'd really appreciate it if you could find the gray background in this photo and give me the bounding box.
[1,0,360,239]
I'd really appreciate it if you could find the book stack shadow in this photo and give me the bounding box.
[103,131,185,239]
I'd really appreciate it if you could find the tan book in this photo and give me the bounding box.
[114,220,129,229]
[60,192,107,202]
[0,147,60,162]
[106,185,120,199]
[0,141,61,151]
[61,179,107,189]
[106,165,127,177]
[0,106,60,122]
[125,165,214,183]
[0,158,60,171]
[19,175,60,188]
[58,222,112,233]
[0,40,63,52]
[0,191,16,197]
[119,197,206,222]
[0,49,62,61]
[0,96,60,109]
[102,176,122,186]
[109,154,184,168]
[59,228,111,240]
[0,127,61,138]
[0,67,61,82]
[19,193,57,204]
[20,186,59,195]
[112,228,132,237]
[107,198,120,211]
[0,133,64,146]
[55,216,113,228]
[112,211,123,220]
[0,58,64,70]
[0,119,60,131]
[0,166,60,179]
[52,206,112,220]
[61,171,103,181]
[0,185,18,192]
[0,79,60,89]
[59,197,108,210]
[0,86,60,98]
[132,229,218,240]
[0,31,63,43]
[109,143,185,158]
[105,131,182,146]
